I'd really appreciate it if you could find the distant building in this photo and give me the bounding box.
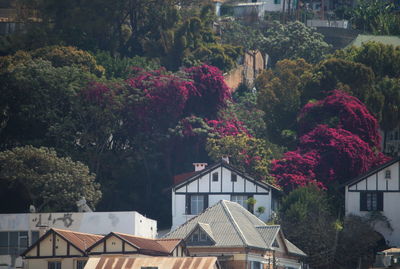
[165,200,307,269]
[0,211,157,269]
[171,160,281,229]
[345,157,400,246]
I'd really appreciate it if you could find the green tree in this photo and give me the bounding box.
[256,58,313,147]
[302,58,384,119]
[349,0,400,35]
[335,215,386,268]
[262,21,331,65]
[279,185,337,268]
[0,58,94,150]
[336,42,400,79]
[0,146,101,212]
[220,20,266,51]
[206,134,274,182]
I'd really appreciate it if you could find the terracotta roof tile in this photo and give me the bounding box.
[114,232,170,254]
[156,238,182,253]
[53,228,103,252]
[173,171,197,185]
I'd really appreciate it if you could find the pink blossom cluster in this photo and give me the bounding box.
[298,90,381,148]
[271,91,390,191]
[207,118,250,137]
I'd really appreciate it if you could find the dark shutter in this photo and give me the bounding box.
[360,192,367,211]
[377,192,384,211]
[204,195,209,210]
[186,195,191,214]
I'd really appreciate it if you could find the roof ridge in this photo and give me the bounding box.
[163,201,223,239]
[113,231,156,240]
[220,200,249,247]
[52,228,102,237]
[113,232,170,253]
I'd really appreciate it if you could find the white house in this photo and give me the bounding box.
[171,159,281,229]
[345,157,400,246]
[0,211,157,269]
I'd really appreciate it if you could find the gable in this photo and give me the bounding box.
[23,230,84,258]
[348,160,400,192]
[185,224,216,246]
[88,235,139,254]
[175,164,270,194]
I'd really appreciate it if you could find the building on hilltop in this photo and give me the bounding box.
[164,200,306,269]
[171,159,281,229]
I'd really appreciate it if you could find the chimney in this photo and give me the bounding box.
[193,163,208,172]
[221,155,229,164]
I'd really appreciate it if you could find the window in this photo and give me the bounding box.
[76,260,86,269]
[31,231,40,245]
[250,261,262,269]
[0,231,29,255]
[231,195,253,212]
[385,170,391,179]
[360,192,383,211]
[212,172,218,182]
[274,0,281,3]
[186,195,208,215]
[231,173,237,182]
[190,229,208,243]
[48,261,61,269]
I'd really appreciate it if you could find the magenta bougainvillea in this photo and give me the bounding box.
[298,90,381,148]
[207,118,250,137]
[271,90,390,191]
[184,65,231,117]
[81,81,115,107]
[126,68,195,126]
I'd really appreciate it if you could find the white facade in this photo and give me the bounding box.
[0,211,156,269]
[172,162,280,229]
[232,1,282,18]
[345,158,400,246]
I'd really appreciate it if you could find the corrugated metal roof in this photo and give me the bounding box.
[84,256,219,269]
[53,228,103,252]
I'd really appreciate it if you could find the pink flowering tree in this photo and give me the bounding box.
[184,65,231,118]
[298,90,381,149]
[271,91,390,191]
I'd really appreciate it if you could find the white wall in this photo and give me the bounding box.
[172,164,273,228]
[345,161,400,246]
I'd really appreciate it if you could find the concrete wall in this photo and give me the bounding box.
[346,160,400,246]
[223,50,266,91]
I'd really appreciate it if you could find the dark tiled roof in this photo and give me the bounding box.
[173,171,198,185]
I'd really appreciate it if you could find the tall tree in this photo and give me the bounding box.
[0,146,101,212]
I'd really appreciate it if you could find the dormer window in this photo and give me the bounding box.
[212,172,218,182]
[191,229,208,243]
[385,170,391,179]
